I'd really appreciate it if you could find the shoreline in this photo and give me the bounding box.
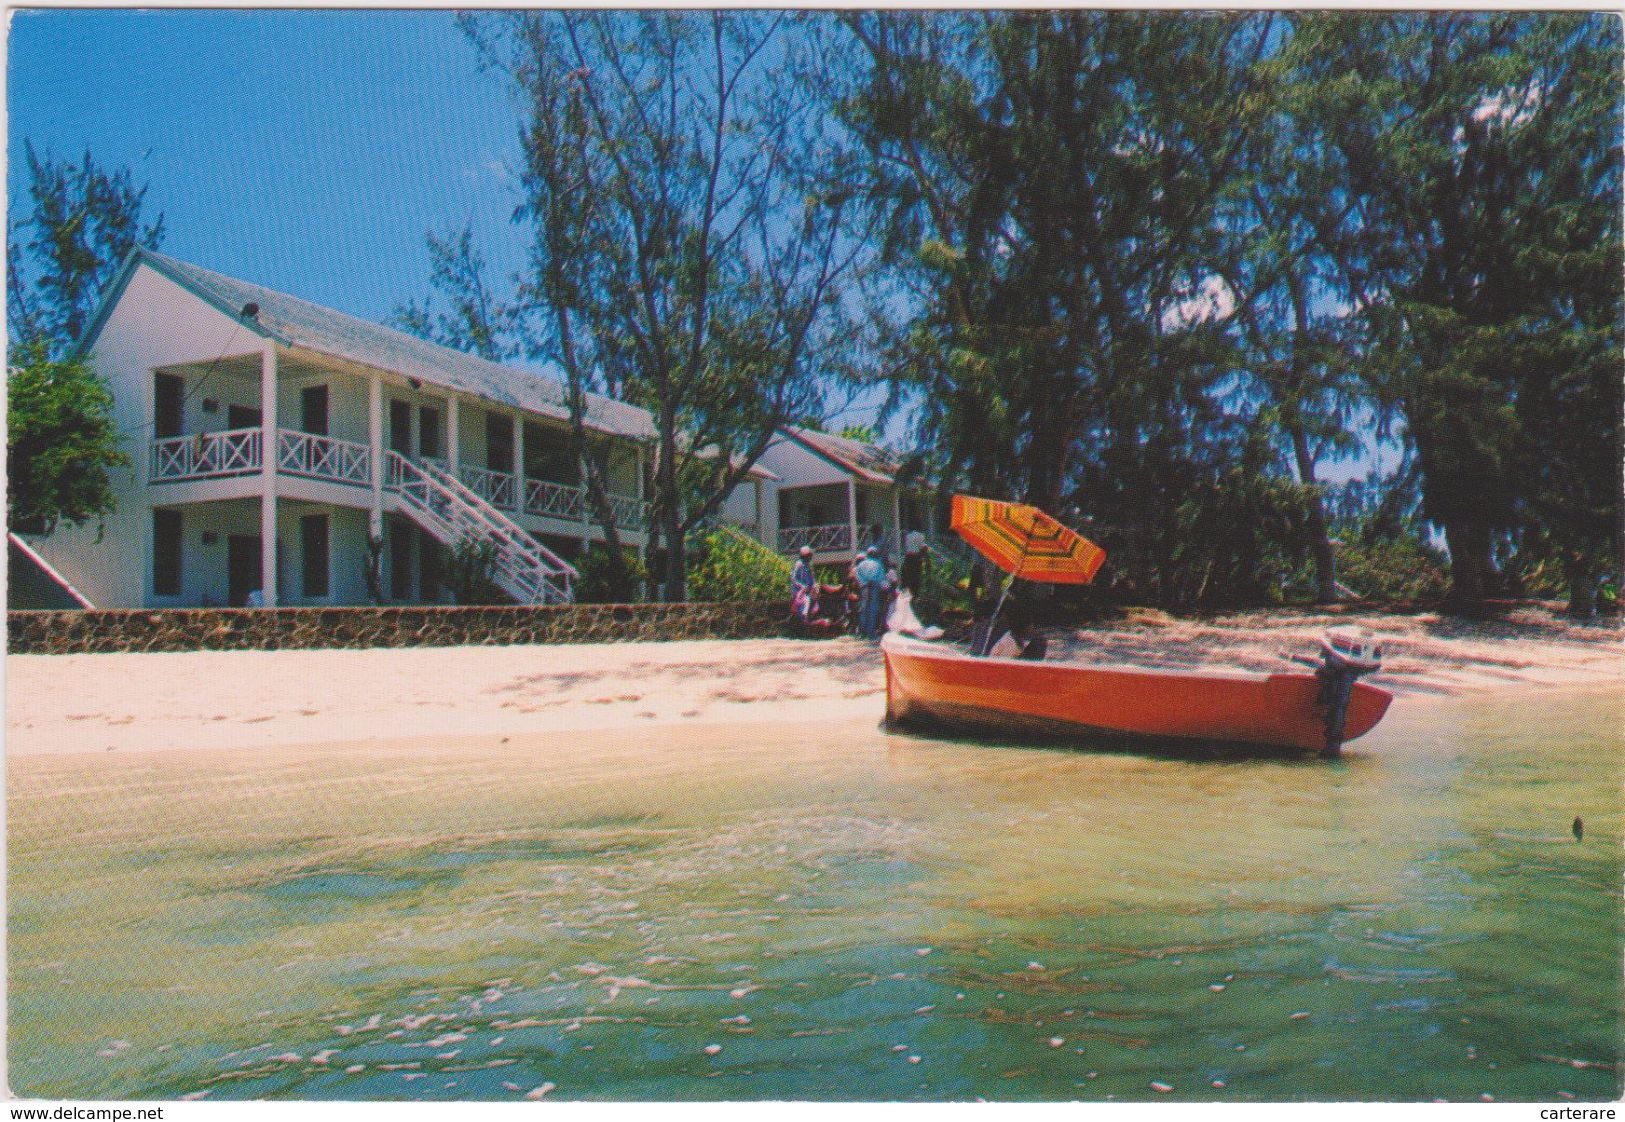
[7,606,1620,759]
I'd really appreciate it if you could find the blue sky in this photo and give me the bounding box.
[9,9,527,331]
[8,8,1389,474]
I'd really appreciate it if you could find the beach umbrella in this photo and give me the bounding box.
[951,494,1106,655]
[950,494,1106,585]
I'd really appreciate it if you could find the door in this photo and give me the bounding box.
[418,406,441,459]
[389,516,414,601]
[227,404,262,430]
[227,535,262,607]
[301,385,329,436]
[389,400,412,456]
[154,373,184,438]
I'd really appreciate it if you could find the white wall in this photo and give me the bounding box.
[28,262,265,608]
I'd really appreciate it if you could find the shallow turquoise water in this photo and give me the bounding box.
[8,687,1620,1101]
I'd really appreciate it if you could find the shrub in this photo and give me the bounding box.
[687,526,790,602]
[445,539,506,605]
[574,541,648,603]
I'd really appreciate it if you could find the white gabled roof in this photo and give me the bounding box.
[83,248,656,442]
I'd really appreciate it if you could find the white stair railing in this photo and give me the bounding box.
[385,451,576,604]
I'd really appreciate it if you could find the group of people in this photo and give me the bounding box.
[790,525,931,641]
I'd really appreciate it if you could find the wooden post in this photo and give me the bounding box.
[259,341,279,606]
[446,395,460,476]
[512,412,526,514]
[846,478,858,556]
[368,373,383,539]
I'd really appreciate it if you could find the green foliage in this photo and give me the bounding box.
[916,549,973,617]
[1331,527,1452,604]
[574,542,648,604]
[389,225,521,362]
[444,539,506,605]
[464,10,871,601]
[8,143,164,354]
[685,526,791,603]
[6,341,129,535]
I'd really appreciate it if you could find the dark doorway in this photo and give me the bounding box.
[154,373,184,438]
[228,534,262,607]
[419,532,442,602]
[419,406,442,459]
[389,400,412,456]
[301,385,329,436]
[487,414,514,474]
[389,517,414,601]
[153,508,183,596]
[227,404,262,430]
[301,514,329,598]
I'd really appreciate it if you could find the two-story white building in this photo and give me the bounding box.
[29,248,657,608]
[719,426,938,565]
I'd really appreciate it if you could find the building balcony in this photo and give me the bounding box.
[778,522,853,554]
[150,429,649,531]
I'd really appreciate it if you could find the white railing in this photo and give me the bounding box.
[385,451,575,605]
[150,428,262,481]
[779,523,853,554]
[607,493,649,532]
[460,464,518,511]
[277,430,371,486]
[521,478,647,531]
[524,477,587,522]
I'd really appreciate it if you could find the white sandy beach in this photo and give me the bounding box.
[7,606,1619,759]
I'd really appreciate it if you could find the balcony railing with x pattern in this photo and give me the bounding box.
[151,429,649,533]
[778,523,854,554]
[277,430,372,486]
[150,427,263,482]
[460,464,518,511]
[522,478,648,531]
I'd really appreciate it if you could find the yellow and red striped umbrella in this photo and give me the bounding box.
[950,494,1106,585]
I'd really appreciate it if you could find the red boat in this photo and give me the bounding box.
[880,632,1393,756]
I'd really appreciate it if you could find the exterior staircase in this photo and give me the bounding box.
[385,451,576,604]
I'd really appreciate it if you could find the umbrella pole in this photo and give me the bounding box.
[979,520,1035,656]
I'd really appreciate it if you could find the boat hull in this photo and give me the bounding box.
[881,635,1392,755]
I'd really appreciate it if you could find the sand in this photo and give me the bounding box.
[6,605,1620,758]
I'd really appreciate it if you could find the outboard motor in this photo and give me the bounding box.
[1315,627,1382,757]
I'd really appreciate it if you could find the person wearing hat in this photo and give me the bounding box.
[790,545,817,622]
[854,545,888,640]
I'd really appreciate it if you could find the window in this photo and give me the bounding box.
[486,414,514,474]
[389,400,412,455]
[419,406,441,459]
[154,373,184,438]
[300,514,329,598]
[153,509,183,596]
[301,385,329,436]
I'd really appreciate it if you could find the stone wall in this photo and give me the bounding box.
[7,602,789,655]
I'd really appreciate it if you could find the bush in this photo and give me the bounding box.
[575,542,648,603]
[1333,528,1450,603]
[687,526,790,602]
[445,539,506,605]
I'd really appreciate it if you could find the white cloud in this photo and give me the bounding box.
[1160,273,1235,333]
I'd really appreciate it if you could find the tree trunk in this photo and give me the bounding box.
[1565,554,1598,620]
[1288,419,1339,604]
[656,416,686,603]
[1442,518,1494,615]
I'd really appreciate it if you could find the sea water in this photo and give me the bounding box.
[8,687,1620,1101]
